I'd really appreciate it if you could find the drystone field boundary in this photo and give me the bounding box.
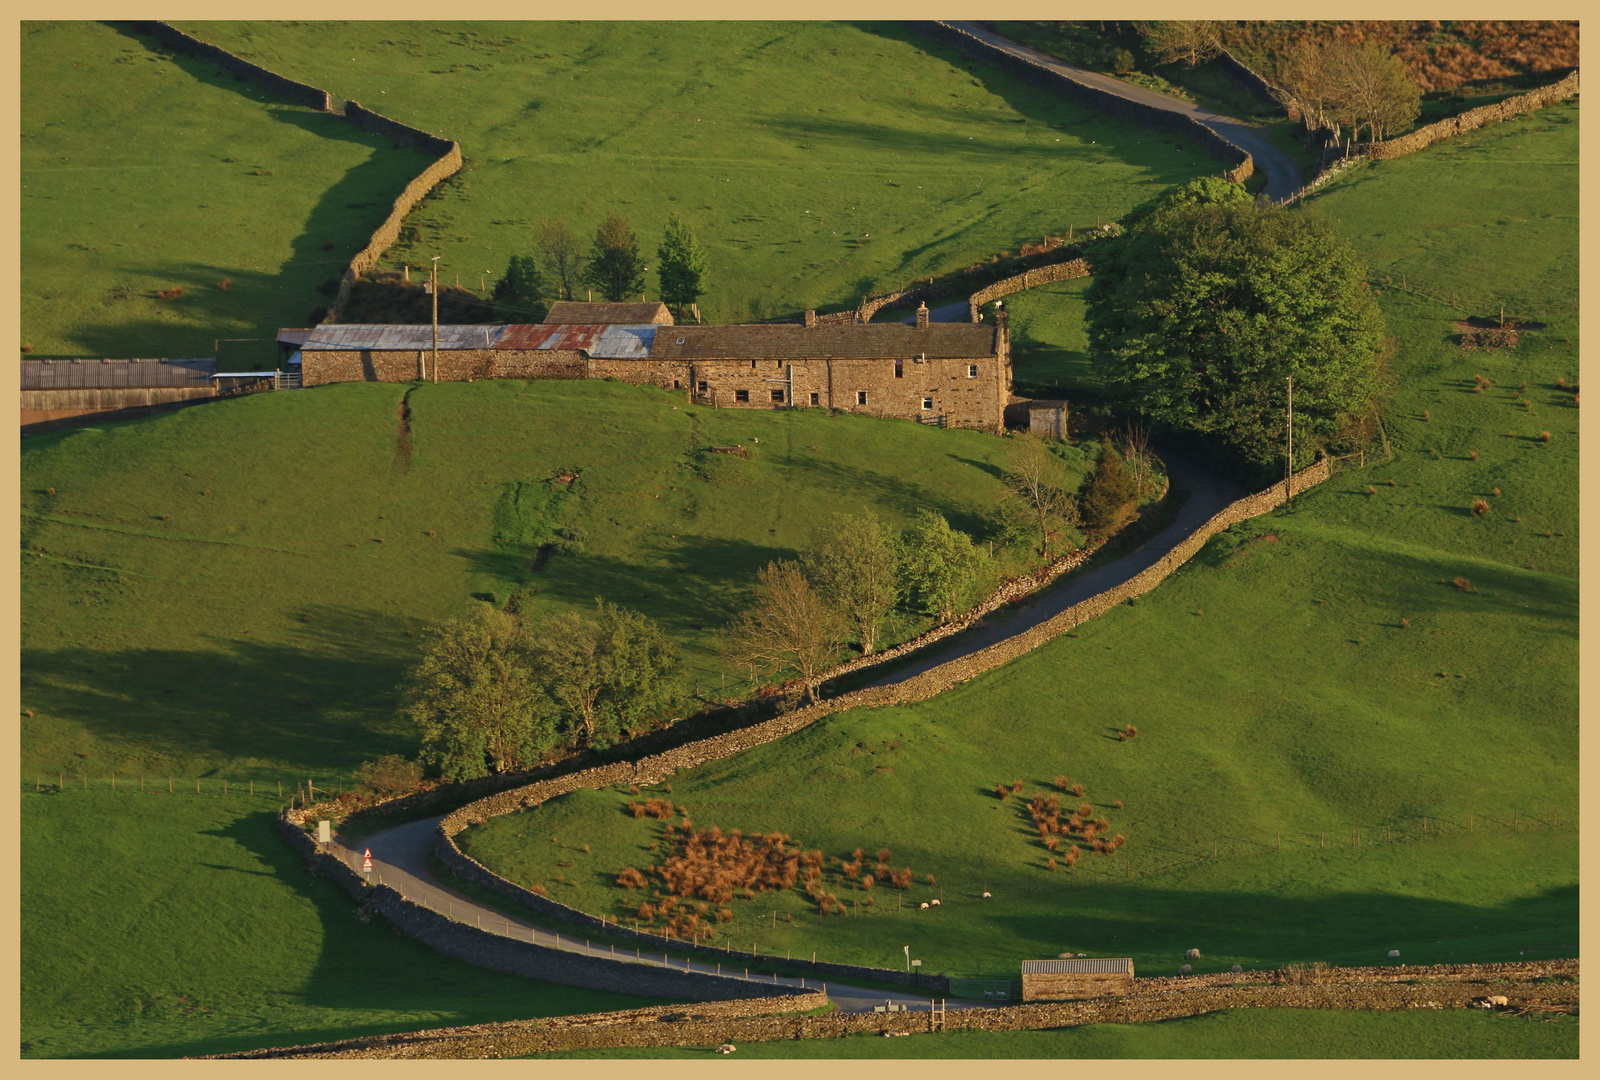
[285,460,1329,996]
[129,21,463,324]
[908,21,1254,186]
[204,958,1577,1058]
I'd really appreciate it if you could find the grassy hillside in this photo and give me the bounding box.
[21,378,1089,779]
[19,21,433,366]
[547,1008,1578,1058]
[457,102,1578,981]
[19,788,667,1058]
[173,20,1214,323]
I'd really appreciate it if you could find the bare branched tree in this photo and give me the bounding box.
[723,560,845,704]
[1275,39,1420,147]
[802,513,900,657]
[1001,434,1079,558]
[1136,21,1223,67]
[1118,422,1154,500]
[538,216,585,302]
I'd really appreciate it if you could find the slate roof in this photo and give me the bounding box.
[300,324,506,351]
[494,323,659,359]
[648,323,998,361]
[1020,958,1134,975]
[22,359,217,390]
[545,301,673,325]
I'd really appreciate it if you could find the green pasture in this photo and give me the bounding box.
[546,1008,1578,1059]
[19,21,434,366]
[19,788,667,1058]
[458,100,1578,980]
[172,20,1214,323]
[21,378,1091,779]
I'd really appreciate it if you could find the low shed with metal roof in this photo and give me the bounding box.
[1020,958,1135,1001]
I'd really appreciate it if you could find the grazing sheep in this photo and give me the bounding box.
[982,891,992,899]
[1231,964,1242,973]
[1178,964,1193,976]
[930,899,941,907]
[919,902,929,910]
[1078,953,1087,958]
[717,1044,737,1054]
[1487,995,1508,1008]
[1185,948,1201,959]
[1388,949,1401,958]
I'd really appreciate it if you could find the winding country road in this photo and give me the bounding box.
[948,22,1303,204]
[334,818,983,1015]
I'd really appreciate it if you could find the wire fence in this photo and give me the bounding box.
[22,773,358,808]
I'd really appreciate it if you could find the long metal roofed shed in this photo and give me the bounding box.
[299,324,507,351]
[1020,957,1135,1001]
[649,323,997,360]
[22,358,217,390]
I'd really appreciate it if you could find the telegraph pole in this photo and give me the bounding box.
[1285,375,1294,502]
[430,254,441,384]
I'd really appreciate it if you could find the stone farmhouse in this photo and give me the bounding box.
[286,301,1011,432]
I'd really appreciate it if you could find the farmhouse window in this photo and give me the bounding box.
[735,389,750,403]
[771,389,785,403]
[922,397,934,410]
[751,360,757,369]
[673,380,682,389]
[857,391,868,405]
[698,380,708,392]
[810,392,820,406]
[968,364,979,377]
[895,360,904,378]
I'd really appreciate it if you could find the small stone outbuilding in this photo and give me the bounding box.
[1020,957,1134,1001]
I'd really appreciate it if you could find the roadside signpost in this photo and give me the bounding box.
[362,848,373,873]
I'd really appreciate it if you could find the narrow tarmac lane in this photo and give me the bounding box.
[948,22,1303,204]
[339,817,983,1015]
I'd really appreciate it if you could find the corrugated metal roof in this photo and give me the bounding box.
[299,324,505,351]
[21,359,216,390]
[545,300,673,325]
[493,323,658,358]
[1021,958,1134,975]
[649,324,998,361]
[277,328,313,347]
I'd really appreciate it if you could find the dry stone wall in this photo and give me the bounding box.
[967,258,1090,321]
[908,22,1253,185]
[416,461,1330,989]
[1365,70,1579,160]
[209,959,1576,1058]
[130,21,332,110]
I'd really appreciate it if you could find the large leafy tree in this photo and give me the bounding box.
[656,214,711,317]
[492,254,548,321]
[900,510,986,622]
[404,608,556,782]
[537,601,680,748]
[582,213,647,303]
[1086,178,1386,469]
[803,512,900,656]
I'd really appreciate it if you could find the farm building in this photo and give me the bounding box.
[21,358,217,430]
[291,307,1010,431]
[543,300,674,325]
[1019,957,1135,1001]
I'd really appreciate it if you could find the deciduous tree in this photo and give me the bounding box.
[537,216,585,302]
[538,601,680,748]
[656,214,711,318]
[1136,21,1223,67]
[1001,434,1080,558]
[1085,178,1386,469]
[404,608,555,782]
[723,560,844,703]
[900,510,986,622]
[803,512,900,656]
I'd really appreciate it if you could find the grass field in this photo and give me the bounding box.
[457,101,1578,985]
[169,20,1215,323]
[19,21,434,366]
[19,789,668,1058]
[20,378,1091,779]
[544,1008,1579,1058]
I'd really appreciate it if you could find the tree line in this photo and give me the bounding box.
[493,213,710,322]
[390,436,1151,781]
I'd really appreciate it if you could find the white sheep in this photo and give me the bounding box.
[982,891,992,899]
[716,1044,737,1054]
[1231,964,1243,973]
[1388,949,1401,958]
[930,899,941,907]
[919,902,929,910]
[1185,948,1201,959]
[1178,964,1193,975]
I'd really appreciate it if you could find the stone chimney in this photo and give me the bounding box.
[915,301,929,329]
[804,309,818,328]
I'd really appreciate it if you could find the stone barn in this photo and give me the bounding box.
[544,300,674,325]
[1020,957,1135,1001]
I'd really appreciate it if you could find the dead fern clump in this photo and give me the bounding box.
[996,784,1010,802]
[860,874,874,891]
[1113,800,1124,810]
[1010,779,1024,794]
[1540,431,1552,443]
[1453,576,1472,592]
[1048,857,1058,872]
[1468,450,1478,461]
[155,286,183,301]
[616,867,647,889]
[628,798,675,820]
[529,884,547,897]
[1470,498,1491,517]
[217,277,232,291]
[1054,775,1070,791]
